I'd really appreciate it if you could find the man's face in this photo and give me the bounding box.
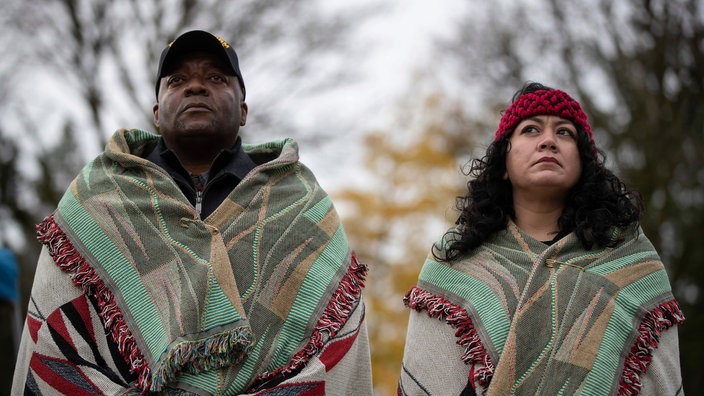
[153,51,247,151]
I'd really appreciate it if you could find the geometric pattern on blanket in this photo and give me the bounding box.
[23,293,136,395]
[403,222,685,395]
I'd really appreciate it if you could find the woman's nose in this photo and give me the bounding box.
[539,133,557,150]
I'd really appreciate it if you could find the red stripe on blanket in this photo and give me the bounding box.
[27,315,43,344]
[30,353,105,396]
[319,318,362,371]
[47,305,76,351]
[73,293,97,343]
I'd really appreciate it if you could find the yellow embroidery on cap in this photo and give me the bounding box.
[166,35,230,48]
[214,36,230,49]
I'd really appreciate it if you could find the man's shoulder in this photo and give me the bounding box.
[106,128,160,159]
[243,137,299,165]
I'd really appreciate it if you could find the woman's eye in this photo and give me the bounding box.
[558,128,576,138]
[521,126,538,134]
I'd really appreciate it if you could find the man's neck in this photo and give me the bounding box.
[165,137,236,174]
[176,155,214,175]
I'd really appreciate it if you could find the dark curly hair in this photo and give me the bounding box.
[434,82,643,262]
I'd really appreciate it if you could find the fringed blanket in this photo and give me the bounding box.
[13,129,371,395]
[399,222,684,396]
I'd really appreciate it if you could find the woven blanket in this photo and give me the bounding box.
[27,129,367,394]
[402,221,684,395]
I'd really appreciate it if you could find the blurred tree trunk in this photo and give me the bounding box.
[448,0,704,391]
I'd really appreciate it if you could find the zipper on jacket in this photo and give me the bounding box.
[191,173,207,216]
[195,189,203,215]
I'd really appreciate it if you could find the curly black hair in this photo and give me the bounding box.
[434,82,643,262]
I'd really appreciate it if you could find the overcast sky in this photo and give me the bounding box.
[278,0,467,191]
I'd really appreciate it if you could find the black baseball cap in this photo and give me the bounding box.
[155,30,246,99]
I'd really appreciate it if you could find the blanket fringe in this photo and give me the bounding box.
[37,214,152,394]
[249,253,368,391]
[149,327,254,392]
[37,214,257,393]
[404,286,495,390]
[618,299,685,396]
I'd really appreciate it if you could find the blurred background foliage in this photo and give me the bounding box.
[0,0,701,394]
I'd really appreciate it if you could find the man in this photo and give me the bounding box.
[13,30,372,395]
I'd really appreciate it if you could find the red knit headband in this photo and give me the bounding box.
[494,89,594,145]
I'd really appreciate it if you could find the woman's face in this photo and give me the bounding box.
[505,115,582,200]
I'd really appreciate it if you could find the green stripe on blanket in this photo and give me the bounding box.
[584,269,676,393]
[417,258,511,355]
[274,225,349,367]
[56,190,167,357]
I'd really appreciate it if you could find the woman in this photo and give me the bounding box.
[398,82,685,395]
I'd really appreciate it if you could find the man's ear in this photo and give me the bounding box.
[153,102,160,129]
[240,101,248,126]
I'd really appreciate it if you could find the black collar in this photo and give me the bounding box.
[145,136,257,181]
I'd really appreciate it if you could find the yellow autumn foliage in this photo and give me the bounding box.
[334,91,487,395]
